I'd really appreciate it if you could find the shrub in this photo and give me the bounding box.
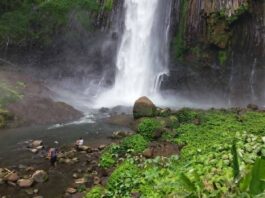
[137,118,161,139]
[120,134,148,154]
[99,144,121,168]
[85,186,105,198]
[175,108,199,123]
[107,160,140,197]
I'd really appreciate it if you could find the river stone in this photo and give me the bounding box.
[6,172,19,182]
[30,149,38,154]
[66,187,77,194]
[99,144,106,150]
[0,168,5,178]
[36,146,43,150]
[65,158,72,164]
[8,181,17,187]
[143,148,153,158]
[74,178,86,185]
[93,176,101,185]
[133,96,156,119]
[24,188,34,195]
[32,170,48,183]
[72,173,79,179]
[17,178,34,188]
[78,145,90,152]
[32,140,42,148]
[247,104,259,110]
[111,131,132,139]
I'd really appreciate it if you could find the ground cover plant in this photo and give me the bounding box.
[85,108,265,197]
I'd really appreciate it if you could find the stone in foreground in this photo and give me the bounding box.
[32,170,48,183]
[17,178,34,188]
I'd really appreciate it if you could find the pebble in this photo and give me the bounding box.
[32,140,43,148]
[66,187,77,194]
[30,149,38,154]
[72,173,78,179]
[17,178,34,188]
[74,178,86,185]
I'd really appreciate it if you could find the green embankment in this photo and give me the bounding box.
[85,108,265,197]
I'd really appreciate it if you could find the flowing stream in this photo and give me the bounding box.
[95,0,172,107]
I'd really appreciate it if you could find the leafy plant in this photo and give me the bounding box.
[137,118,161,139]
[106,160,140,197]
[99,144,121,168]
[120,134,148,154]
[175,108,200,124]
[85,186,105,198]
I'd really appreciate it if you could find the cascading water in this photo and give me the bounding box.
[95,0,172,107]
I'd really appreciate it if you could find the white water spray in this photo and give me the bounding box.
[95,0,171,107]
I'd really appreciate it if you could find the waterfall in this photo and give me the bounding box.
[95,0,172,107]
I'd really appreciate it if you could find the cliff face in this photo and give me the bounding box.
[167,0,265,106]
[0,0,124,80]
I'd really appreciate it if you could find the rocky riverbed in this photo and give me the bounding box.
[0,112,134,198]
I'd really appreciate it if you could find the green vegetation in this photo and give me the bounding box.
[99,144,120,169]
[0,0,113,48]
[99,134,149,168]
[0,81,24,108]
[120,134,148,154]
[84,186,105,198]
[103,0,113,11]
[106,160,140,197]
[0,108,13,128]
[225,3,249,24]
[218,50,228,65]
[174,108,199,123]
[137,118,161,140]
[86,108,265,197]
[172,0,189,60]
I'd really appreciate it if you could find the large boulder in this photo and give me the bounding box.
[32,170,48,183]
[133,97,156,119]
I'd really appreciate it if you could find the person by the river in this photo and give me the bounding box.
[75,137,84,150]
[48,147,57,167]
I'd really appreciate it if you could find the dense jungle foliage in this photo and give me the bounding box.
[0,0,113,48]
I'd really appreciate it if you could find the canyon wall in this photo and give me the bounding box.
[166,0,265,106]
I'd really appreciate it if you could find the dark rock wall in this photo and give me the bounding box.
[165,0,265,106]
